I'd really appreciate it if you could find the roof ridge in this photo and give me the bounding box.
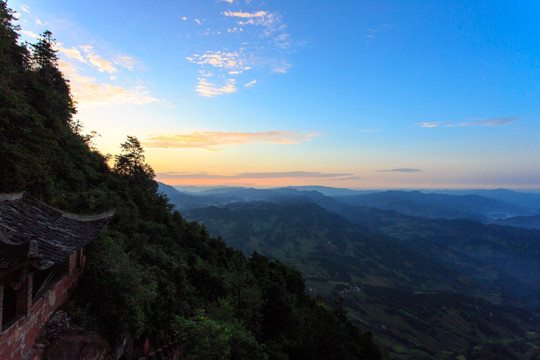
[0,192,24,202]
[61,209,116,222]
[0,192,115,222]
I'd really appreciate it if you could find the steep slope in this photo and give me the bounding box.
[165,183,540,308]
[185,202,476,293]
[334,204,540,309]
[342,285,539,360]
[184,201,540,360]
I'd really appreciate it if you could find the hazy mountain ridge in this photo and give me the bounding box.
[430,189,540,210]
[333,190,538,221]
[161,183,540,223]
[494,214,540,230]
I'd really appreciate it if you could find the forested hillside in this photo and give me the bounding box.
[184,201,540,359]
[0,2,385,359]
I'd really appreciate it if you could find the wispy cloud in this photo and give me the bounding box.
[157,171,355,180]
[271,59,291,73]
[55,44,88,64]
[81,45,118,73]
[20,29,39,39]
[226,10,285,41]
[223,10,268,19]
[450,117,516,127]
[114,55,140,70]
[416,117,516,128]
[196,78,237,97]
[185,2,292,96]
[189,51,246,71]
[363,26,388,42]
[416,122,445,128]
[144,130,319,150]
[13,5,161,107]
[57,60,161,106]
[245,79,256,87]
[188,51,251,96]
[377,168,422,173]
[55,44,139,71]
[19,4,31,13]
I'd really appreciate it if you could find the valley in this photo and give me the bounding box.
[161,184,540,359]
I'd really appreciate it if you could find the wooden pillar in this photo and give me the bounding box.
[77,248,84,268]
[15,277,30,316]
[0,284,4,327]
[68,252,78,276]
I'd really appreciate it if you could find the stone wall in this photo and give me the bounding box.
[0,253,81,360]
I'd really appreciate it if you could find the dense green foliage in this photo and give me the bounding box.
[0,2,385,358]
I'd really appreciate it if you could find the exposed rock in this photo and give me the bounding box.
[42,334,110,360]
[26,310,112,360]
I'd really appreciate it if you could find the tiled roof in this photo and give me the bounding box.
[0,193,114,270]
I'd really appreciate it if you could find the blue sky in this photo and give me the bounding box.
[9,0,540,189]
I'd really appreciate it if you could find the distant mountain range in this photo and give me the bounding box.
[158,183,540,359]
[159,183,540,227]
[333,190,536,221]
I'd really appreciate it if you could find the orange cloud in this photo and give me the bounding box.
[155,171,360,187]
[20,29,39,39]
[80,45,118,73]
[55,44,88,64]
[144,131,320,150]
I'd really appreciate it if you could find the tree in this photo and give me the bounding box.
[114,136,157,193]
[29,30,75,131]
[0,0,27,82]
[31,30,58,70]
[114,136,154,178]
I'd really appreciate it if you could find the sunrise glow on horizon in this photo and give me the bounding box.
[9,0,540,190]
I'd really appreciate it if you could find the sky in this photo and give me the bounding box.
[8,0,540,189]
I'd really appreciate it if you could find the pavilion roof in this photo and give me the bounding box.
[0,193,114,270]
